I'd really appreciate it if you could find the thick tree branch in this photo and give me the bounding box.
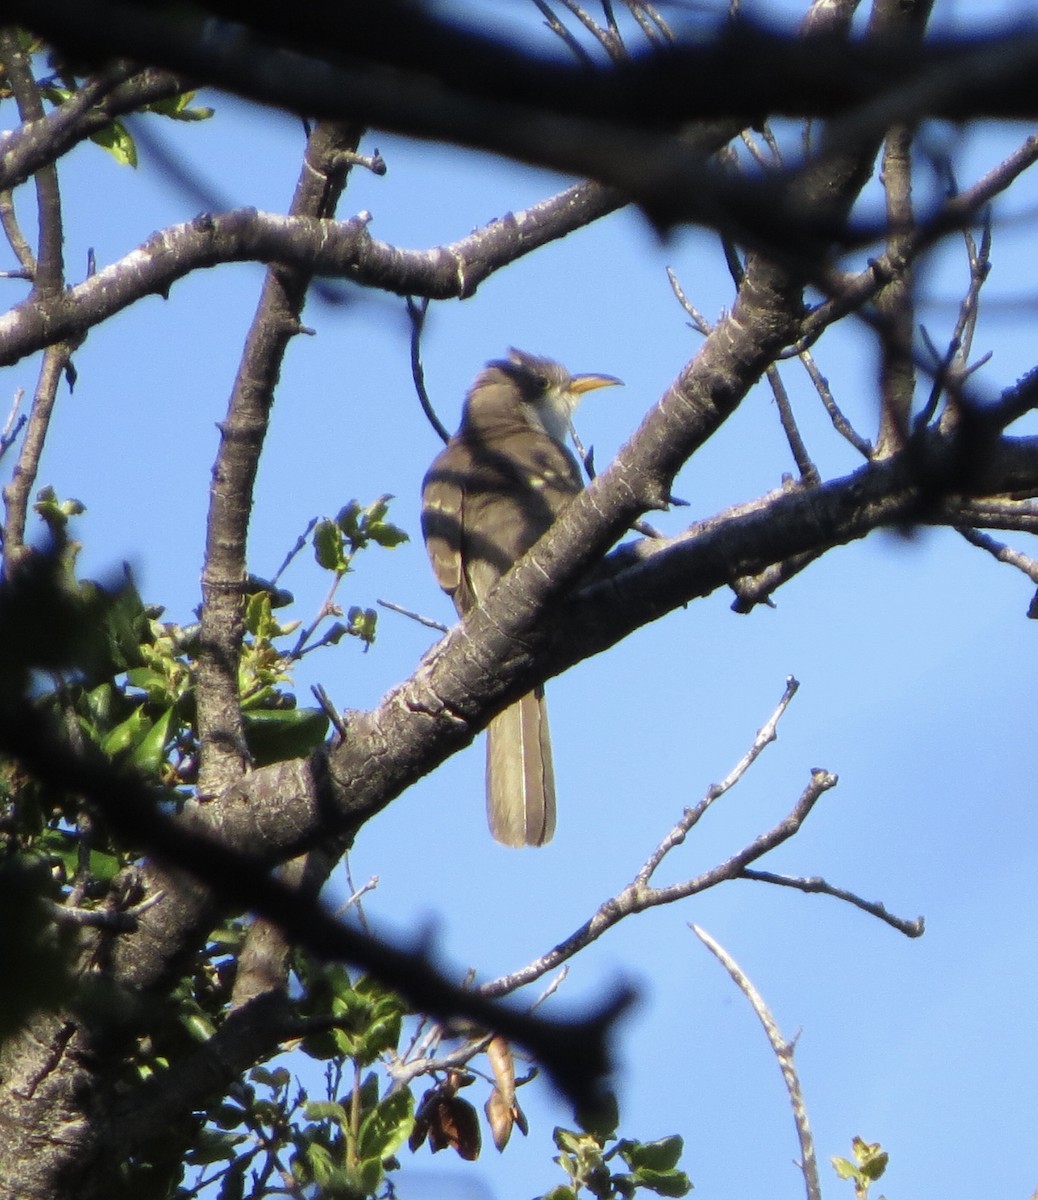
[15,2,1038,235]
[0,183,624,367]
[197,121,363,793]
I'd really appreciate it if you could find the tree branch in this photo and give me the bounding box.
[0,182,625,368]
[692,925,822,1200]
[15,0,1038,236]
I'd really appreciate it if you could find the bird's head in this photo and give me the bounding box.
[484,348,622,444]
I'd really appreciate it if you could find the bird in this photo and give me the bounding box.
[421,348,621,847]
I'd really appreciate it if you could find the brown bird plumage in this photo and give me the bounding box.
[421,349,621,846]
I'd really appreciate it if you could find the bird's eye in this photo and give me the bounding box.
[532,373,549,393]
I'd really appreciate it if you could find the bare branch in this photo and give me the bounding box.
[873,123,916,457]
[635,677,800,886]
[692,925,822,1200]
[406,295,449,444]
[2,344,73,569]
[0,189,37,278]
[0,29,65,294]
[956,525,1038,588]
[798,347,873,457]
[666,266,712,337]
[948,497,1038,535]
[0,182,626,369]
[196,121,364,795]
[478,686,861,1002]
[17,0,1038,237]
[376,597,449,634]
[767,364,820,484]
[795,132,1038,352]
[0,388,26,463]
[739,869,925,936]
[0,67,184,193]
[531,0,596,65]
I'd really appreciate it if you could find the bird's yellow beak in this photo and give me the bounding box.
[568,373,623,395]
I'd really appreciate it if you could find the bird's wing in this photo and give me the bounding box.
[421,444,468,607]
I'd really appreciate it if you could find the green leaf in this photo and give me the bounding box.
[130,705,174,773]
[367,519,409,549]
[554,1128,596,1156]
[619,1136,684,1173]
[304,1142,336,1186]
[145,90,214,121]
[242,706,329,766]
[249,1064,290,1090]
[124,666,174,703]
[244,589,277,639]
[359,1011,402,1064]
[88,120,138,166]
[631,1168,692,1197]
[85,847,122,883]
[210,1103,248,1132]
[98,568,149,673]
[347,606,378,646]
[180,1009,216,1043]
[335,501,363,540]
[83,681,116,726]
[183,1127,245,1164]
[358,1088,414,1161]
[304,1099,349,1126]
[357,1070,380,1113]
[33,486,85,532]
[314,518,348,573]
[862,1153,888,1181]
[267,1066,291,1090]
[101,706,149,758]
[831,1157,858,1181]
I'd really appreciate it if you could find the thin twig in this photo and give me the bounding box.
[729,550,824,614]
[341,853,373,934]
[311,683,348,741]
[0,188,37,277]
[376,597,449,633]
[0,387,26,462]
[792,132,1038,355]
[691,925,822,1200]
[554,0,618,56]
[766,364,819,485]
[2,343,72,569]
[956,526,1038,587]
[1,29,64,293]
[739,869,925,936]
[271,516,318,585]
[666,266,712,336]
[477,676,918,1002]
[797,348,872,457]
[406,295,450,444]
[636,677,800,885]
[333,873,379,918]
[620,0,672,45]
[531,0,595,64]
[949,498,1038,535]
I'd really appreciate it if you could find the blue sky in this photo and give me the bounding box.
[9,3,1038,1197]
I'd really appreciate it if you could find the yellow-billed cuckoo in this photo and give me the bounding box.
[421,348,621,847]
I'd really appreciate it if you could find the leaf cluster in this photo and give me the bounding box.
[832,1136,889,1200]
[544,1113,691,1200]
